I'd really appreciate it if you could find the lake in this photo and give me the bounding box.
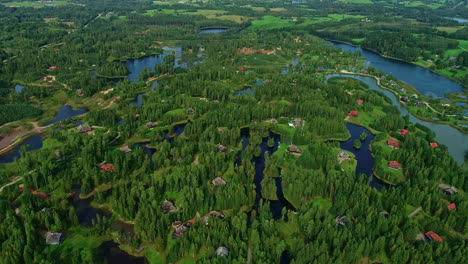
[0,136,43,163]
[99,241,147,264]
[14,84,25,93]
[327,41,466,99]
[198,28,228,34]
[43,105,88,126]
[327,74,468,164]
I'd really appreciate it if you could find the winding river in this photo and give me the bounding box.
[327,74,468,164]
[327,41,466,99]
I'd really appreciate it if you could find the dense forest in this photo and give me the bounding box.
[0,0,467,263]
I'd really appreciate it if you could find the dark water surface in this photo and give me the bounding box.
[43,105,88,126]
[0,136,43,163]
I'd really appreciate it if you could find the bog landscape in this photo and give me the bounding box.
[0,0,467,263]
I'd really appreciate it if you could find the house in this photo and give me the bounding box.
[414,101,427,108]
[120,146,132,153]
[317,67,325,72]
[387,140,400,149]
[134,114,140,118]
[48,66,57,71]
[411,94,418,99]
[212,177,227,186]
[238,67,245,71]
[429,143,438,148]
[438,184,458,195]
[100,164,114,172]
[400,96,409,102]
[19,184,50,200]
[146,122,156,128]
[77,125,92,133]
[388,161,401,169]
[360,69,368,74]
[400,88,407,93]
[347,111,358,117]
[288,123,295,128]
[447,203,457,211]
[424,231,443,243]
[337,150,350,162]
[293,118,303,127]
[379,76,386,80]
[336,215,346,227]
[202,211,225,225]
[161,199,177,213]
[217,144,227,153]
[266,118,278,124]
[45,231,64,245]
[188,108,195,115]
[75,89,83,96]
[267,100,276,104]
[216,247,229,257]
[400,129,409,135]
[356,99,364,105]
[287,144,302,154]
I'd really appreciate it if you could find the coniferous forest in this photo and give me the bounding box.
[0,0,467,263]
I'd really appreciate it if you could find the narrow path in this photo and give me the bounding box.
[0,177,22,192]
[408,206,423,218]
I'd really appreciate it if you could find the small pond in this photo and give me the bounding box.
[14,84,25,93]
[198,28,228,34]
[99,241,147,264]
[43,105,88,126]
[72,185,108,227]
[0,136,43,163]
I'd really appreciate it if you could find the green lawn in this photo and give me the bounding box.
[249,16,295,31]
[1,1,68,8]
[328,14,366,21]
[339,0,373,4]
[352,38,365,43]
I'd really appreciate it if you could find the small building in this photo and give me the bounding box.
[360,69,368,74]
[424,231,442,243]
[414,101,427,108]
[400,88,407,93]
[217,144,227,153]
[356,99,364,105]
[45,231,64,245]
[337,150,350,162]
[238,67,245,71]
[212,177,226,186]
[316,67,325,72]
[76,89,83,96]
[288,123,295,128]
[77,125,92,133]
[134,114,140,118]
[146,122,156,129]
[347,111,358,117]
[447,203,457,211]
[100,164,114,172]
[287,144,302,154]
[267,101,276,104]
[400,96,409,102]
[387,140,400,149]
[411,94,418,99]
[400,129,409,136]
[388,161,401,170]
[266,118,278,124]
[120,146,132,153]
[161,199,177,213]
[429,143,438,148]
[336,215,346,227]
[438,184,458,195]
[293,118,303,127]
[48,66,57,71]
[216,246,229,257]
[188,108,195,115]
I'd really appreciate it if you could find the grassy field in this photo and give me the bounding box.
[436,27,463,34]
[1,0,68,8]
[328,14,366,21]
[145,8,249,23]
[339,0,373,4]
[248,16,295,31]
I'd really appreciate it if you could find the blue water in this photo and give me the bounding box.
[327,41,466,99]
[43,105,88,126]
[130,94,143,107]
[444,17,468,23]
[0,136,43,163]
[198,28,228,34]
[327,74,468,164]
[234,88,255,96]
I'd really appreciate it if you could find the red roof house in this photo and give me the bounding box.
[268,101,276,104]
[19,184,50,200]
[400,129,410,135]
[48,66,57,71]
[238,67,245,71]
[100,164,114,172]
[356,99,364,104]
[347,111,358,117]
[388,161,401,169]
[429,142,438,148]
[447,203,457,211]
[387,140,400,149]
[425,231,443,243]
[135,114,140,118]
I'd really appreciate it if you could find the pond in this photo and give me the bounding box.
[444,17,468,23]
[234,87,255,96]
[99,241,147,264]
[43,105,88,126]
[326,74,468,164]
[0,136,43,163]
[198,28,228,34]
[72,185,108,227]
[340,123,389,190]
[327,41,466,99]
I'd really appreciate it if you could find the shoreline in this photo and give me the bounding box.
[325,39,468,88]
[333,70,468,134]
